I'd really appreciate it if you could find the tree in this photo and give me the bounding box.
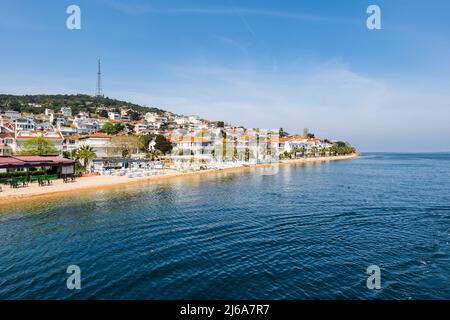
[101,122,117,135]
[217,121,225,128]
[75,145,97,169]
[279,128,289,138]
[139,134,156,152]
[281,151,291,160]
[114,123,125,133]
[306,133,315,139]
[62,151,71,159]
[124,123,135,133]
[300,146,307,158]
[128,110,141,121]
[139,134,172,154]
[0,94,166,117]
[98,110,109,118]
[109,135,143,158]
[154,135,173,155]
[145,149,161,161]
[159,122,169,130]
[20,137,59,155]
[330,141,356,155]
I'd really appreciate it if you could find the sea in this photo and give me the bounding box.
[1,153,449,299]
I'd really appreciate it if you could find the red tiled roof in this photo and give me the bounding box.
[79,133,111,139]
[13,156,73,163]
[0,156,75,166]
[16,136,63,140]
[0,157,25,166]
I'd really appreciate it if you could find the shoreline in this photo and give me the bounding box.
[0,154,360,204]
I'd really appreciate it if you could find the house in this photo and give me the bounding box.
[108,112,121,121]
[171,135,213,156]
[14,130,64,154]
[58,125,78,137]
[144,112,159,123]
[62,136,81,154]
[60,107,72,117]
[174,116,188,125]
[14,118,35,131]
[73,118,100,134]
[281,136,308,154]
[35,122,55,131]
[187,115,201,125]
[0,117,14,134]
[0,134,13,156]
[134,121,159,135]
[78,133,112,158]
[76,112,87,120]
[3,111,21,120]
[144,112,167,128]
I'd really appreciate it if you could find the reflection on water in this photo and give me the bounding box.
[1,154,450,299]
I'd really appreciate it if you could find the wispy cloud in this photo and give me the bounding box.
[3,57,450,152]
[212,35,249,54]
[105,59,450,152]
[102,0,154,15]
[103,0,356,24]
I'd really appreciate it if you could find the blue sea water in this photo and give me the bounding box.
[0,153,450,300]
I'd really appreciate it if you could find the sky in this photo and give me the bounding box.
[1,0,450,152]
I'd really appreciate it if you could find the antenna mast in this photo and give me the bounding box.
[95,58,104,98]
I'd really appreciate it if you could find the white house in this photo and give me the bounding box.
[134,122,159,135]
[62,136,80,154]
[78,133,112,158]
[4,111,21,121]
[60,107,72,117]
[14,118,35,131]
[108,112,121,121]
[0,133,14,156]
[171,135,213,156]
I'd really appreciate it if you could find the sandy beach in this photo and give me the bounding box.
[0,154,359,204]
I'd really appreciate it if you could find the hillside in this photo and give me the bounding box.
[0,94,166,116]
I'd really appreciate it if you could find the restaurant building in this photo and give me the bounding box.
[0,155,75,176]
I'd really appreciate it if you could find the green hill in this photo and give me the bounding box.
[0,94,166,116]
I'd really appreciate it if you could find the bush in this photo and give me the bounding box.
[75,162,85,174]
[0,169,48,178]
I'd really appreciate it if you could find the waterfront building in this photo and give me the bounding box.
[171,136,213,156]
[91,158,157,173]
[0,155,75,175]
[78,133,112,158]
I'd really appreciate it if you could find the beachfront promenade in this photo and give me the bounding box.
[0,154,359,203]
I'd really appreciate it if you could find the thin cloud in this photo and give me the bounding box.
[102,0,154,15]
[102,0,356,25]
